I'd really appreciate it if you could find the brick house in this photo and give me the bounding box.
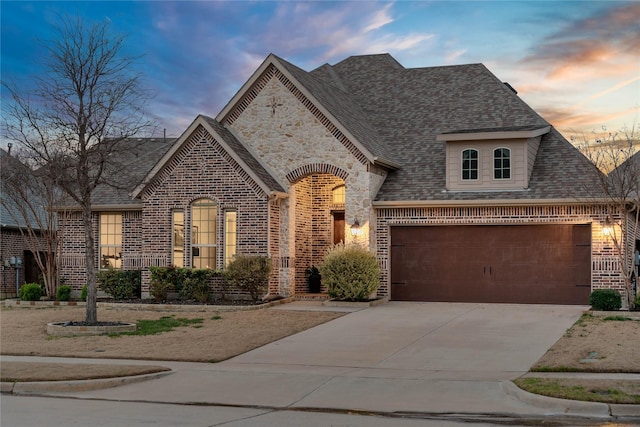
[58,53,629,304]
[0,148,50,298]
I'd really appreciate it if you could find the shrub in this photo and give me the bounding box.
[19,283,43,301]
[589,289,622,311]
[319,243,380,301]
[149,267,178,302]
[56,285,72,301]
[223,254,272,302]
[150,267,218,302]
[97,269,141,300]
[179,269,214,303]
[80,285,88,301]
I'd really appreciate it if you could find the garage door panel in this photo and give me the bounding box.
[391,224,591,304]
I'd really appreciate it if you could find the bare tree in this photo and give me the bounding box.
[579,126,639,309]
[1,148,68,297]
[2,16,154,323]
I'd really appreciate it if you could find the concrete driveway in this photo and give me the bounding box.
[233,302,584,380]
[44,302,601,418]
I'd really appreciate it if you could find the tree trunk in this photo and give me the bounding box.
[83,204,97,324]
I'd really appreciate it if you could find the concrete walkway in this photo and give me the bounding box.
[3,302,639,421]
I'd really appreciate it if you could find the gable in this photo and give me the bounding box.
[139,124,268,204]
[220,66,374,186]
[132,116,285,200]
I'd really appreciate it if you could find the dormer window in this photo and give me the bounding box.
[494,148,511,179]
[462,149,478,180]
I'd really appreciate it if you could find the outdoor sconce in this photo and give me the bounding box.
[602,219,613,237]
[9,256,23,295]
[350,218,364,237]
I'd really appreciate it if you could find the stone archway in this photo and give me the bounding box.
[288,165,348,295]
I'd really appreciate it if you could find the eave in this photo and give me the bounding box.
[436,126,551,142]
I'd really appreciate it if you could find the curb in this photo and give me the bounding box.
[502,381,611,418]
[2,297,296,312]
[1,370,172,394]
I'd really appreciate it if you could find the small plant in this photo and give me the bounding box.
[223,254,272,302]
[319,243,380,301]
[80,285,88,301]
[589,289,622,311]
[19,283,43,301]
[56,285,72,301]
[305,265,322,293]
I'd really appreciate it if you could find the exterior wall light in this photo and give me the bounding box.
[350,218,364,237]
[602,219,613,237]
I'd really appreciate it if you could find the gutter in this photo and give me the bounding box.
[372,198,613,208]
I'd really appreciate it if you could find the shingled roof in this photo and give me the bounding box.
[0,149,47,230]
[304,53,600,201]
[90,138,176,207]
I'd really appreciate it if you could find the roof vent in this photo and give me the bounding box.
[503,82,518,94]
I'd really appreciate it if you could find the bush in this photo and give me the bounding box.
[56,285,72,301]
[150,267,218,302]
[149,267,179,302]
[589,289,622,311]
[319,243,380,301]
[80,285,87,301]
[179,269,214,303]
[223,254,272,302]
[19,283,43,301]
[97,269,141,300]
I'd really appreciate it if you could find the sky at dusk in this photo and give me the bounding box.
[1,1,639,143]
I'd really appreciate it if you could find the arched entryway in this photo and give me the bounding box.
[287,164,349,295]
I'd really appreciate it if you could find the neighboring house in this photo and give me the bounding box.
[57,53,628,304]
[0,148,49,297]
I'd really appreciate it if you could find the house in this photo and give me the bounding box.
[0,148,50,297]
[57,53,628,304]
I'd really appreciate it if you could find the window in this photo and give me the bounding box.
[99,213,122,269]
[172,210,184,267]
[224,210,237,267]
[332,185,345,205]
[191,199,217,269]
[494,148,511,179]
[462,149,478,180]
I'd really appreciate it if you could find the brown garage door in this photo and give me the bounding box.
[391,224,591,304]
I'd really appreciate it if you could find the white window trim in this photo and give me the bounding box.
[461,148,480,181]
[493,147,512,181]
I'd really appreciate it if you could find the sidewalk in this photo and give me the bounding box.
[2,354,639,421]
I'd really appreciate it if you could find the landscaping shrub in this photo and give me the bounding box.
[97,269,141,300]
[56,285,72,301]
[319,243,380,301]
[149,267,180,301]
[589,289,622,311]
[19,283,43,301]
[223,254,272,302]
[81,285,87,301]
[179,269,214,303]
[150,267,218,302]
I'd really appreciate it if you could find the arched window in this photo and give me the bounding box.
[462,149,478,180]
[332,185,345,205]
[191,199,217,269]
[494,148,511,179]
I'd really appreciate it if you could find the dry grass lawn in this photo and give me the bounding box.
[0,304,343,381]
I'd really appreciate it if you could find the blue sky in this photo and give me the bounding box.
[1,1,639,141]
